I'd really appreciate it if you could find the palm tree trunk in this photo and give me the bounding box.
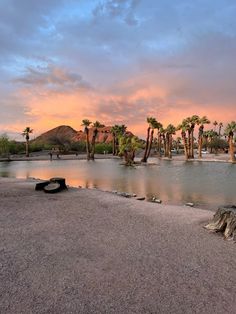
[90,128,98,160]
[198,136,203,158]
[85,127,90,160]
[168,135,172,159]
[157,131,162,156]
[181,131,189,160]
[229,135,235,162]
[112,135,116,155]
[26,139,29,157]
[141,127,150,162]
[190,129,194,158]
[146,129,154,160]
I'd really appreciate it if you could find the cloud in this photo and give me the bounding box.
[13,64,93,93]
[1,0,236,138]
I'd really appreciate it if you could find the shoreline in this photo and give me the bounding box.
[0,152,233,163]
[0,177,235,313]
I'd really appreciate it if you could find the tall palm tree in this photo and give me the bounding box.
[213,120,218,131]
[119,135,140,166]
[165,124,176,158]
[198,116,210,158]
[218,122,223,137]
[81,119,92,160]
[187,115,200,159]
[111,124,127,156]
[156,122,163,157]
[177,119,191,160]
[141,117,158,162]
[22,127,33,157]
[225,121,236,163]
[90,121,103,160]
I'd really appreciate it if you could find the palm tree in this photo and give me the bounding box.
[225,121,236,163]
[218,122,223,137]
[119,135,140,166]
[177,119,191,160]
[81,119,92,160]
[22,127,33,157]
[141,117,158,162]
[165,124,176,158]
[156,122,163,157]
[188,115,200,158]
[213,120,218,131]
[111,124,127,156]
[90,121,103,160]
[198,116,210,158]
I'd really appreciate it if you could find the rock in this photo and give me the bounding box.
[185,202,194,207]
[136,197,145,201]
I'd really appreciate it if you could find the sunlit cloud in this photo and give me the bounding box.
[0,0,236,139]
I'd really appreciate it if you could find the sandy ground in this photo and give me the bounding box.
[0,178,235,314]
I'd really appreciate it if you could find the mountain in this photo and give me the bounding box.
[32,125,134,145]
[32,125,78,145]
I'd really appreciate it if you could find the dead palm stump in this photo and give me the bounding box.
[204,205,236,241]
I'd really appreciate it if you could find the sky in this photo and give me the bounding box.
[0,0,236,140]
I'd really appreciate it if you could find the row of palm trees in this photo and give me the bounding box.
[140,116,236,163]
[21,117,236,163]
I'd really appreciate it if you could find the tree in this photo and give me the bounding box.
[165,124,176,158]
[90,121,104,160]
[218,122,223,137]
[156,122,163,156]
[119,135,141,166]
[81,119,92,160]
[22,127,33,157]
[225,121,236,163]
[188,115,200,158]
[0,134,10,158]
[177,119,191,160]
[213,120,218,131]
[141,117,158,162]
[198,116,210,158]
[111,124,127,156]
[204,129,218,153]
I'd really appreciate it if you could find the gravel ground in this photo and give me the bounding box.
[0,178,235,314]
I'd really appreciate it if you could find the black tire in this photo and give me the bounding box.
[35,180,51,191]
[44,182,61,193]
[50,177,67,190]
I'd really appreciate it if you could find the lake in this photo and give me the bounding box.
[0,158,235,210]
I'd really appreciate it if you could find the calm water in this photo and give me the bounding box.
[0,158,236,209]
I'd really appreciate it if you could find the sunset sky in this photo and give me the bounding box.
[1,0,236,139]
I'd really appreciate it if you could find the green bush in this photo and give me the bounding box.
[95,143,112,154]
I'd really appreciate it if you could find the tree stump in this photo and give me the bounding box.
[204,205,236,241]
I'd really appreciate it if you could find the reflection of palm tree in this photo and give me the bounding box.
[225,121,236,163]
[81,119,92,160]
[22,127,33,157]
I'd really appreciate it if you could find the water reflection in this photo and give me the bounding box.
[0,159,235,209]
